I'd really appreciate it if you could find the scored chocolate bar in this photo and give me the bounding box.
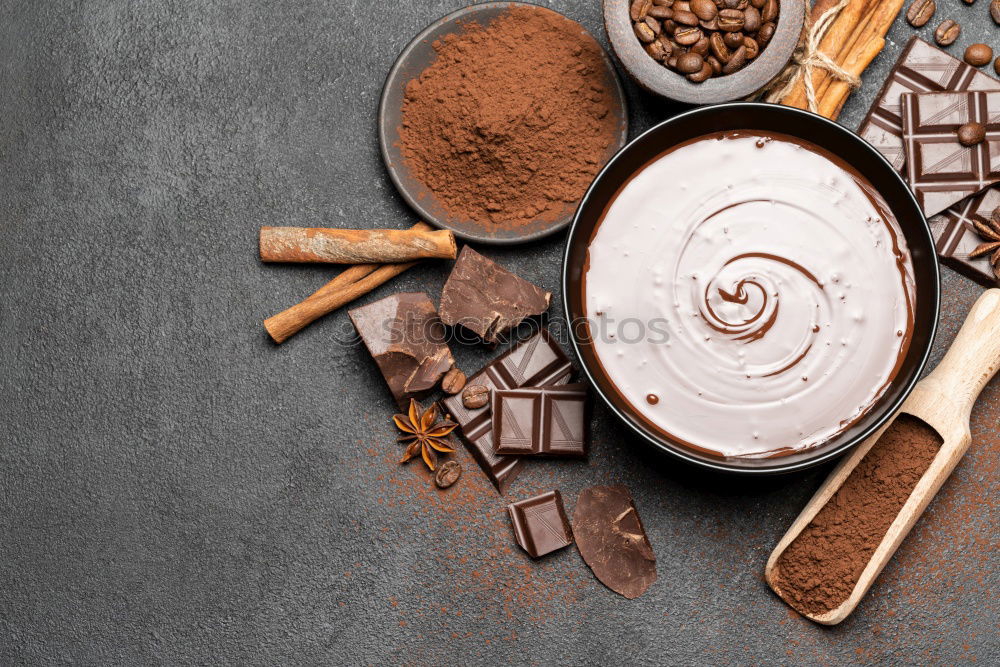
[901,90,1000,217]
[441,329,573,493]
[492,384,589,457]
[507,490,574,559]
[858,37,1000,175]
[930,186,1000,286]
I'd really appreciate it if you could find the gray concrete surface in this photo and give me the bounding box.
[1,1,997,664]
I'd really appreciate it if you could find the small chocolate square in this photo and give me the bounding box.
[507,490,573,558]
[492,384,588,457]
[929,186,1000,286]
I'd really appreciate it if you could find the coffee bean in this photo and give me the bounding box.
[723,44,748,73]
[992,0,1000,24]
[964,43,993,67]
[957,122,986,146]
[674,26,703,45]
[691,35,710,55]
[649,5,674,18]
[723,31,744,49]
[691,0,718,20]
[662,19,678,34]
[905,0,935,27]
[462,384,490,410]
[761,0,778,22]
[758,21,776,44]
[634,20,657,42]
[707,54,723,75]
[677,52,705,73]
[710,32,731,61]
[631,0,653,20]
[441,368,466,395]
[434,460,462,489]
[673,9,700,25]
[687,61,714,82]
[657,34,674,55]
[718,8,745,31]
[742,6,761,32]
[962,0,974,4]
[993,207,1000,226]
[700,16,719,30]
[744,36,759,59]
[995,56,1000,76]
[934,19,960,46]
[667,56,679,69]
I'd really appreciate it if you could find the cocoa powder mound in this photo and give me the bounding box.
[772,415,942,616]
[398,6,620,229]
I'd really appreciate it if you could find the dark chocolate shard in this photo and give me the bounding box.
[349,292,454,409]
[441,329,574,493]
[508,490,574,558]
[439,246,551,343]
[900,90,1000,217]
[573,485,656,599]
[929,186,1000,286]
[492,384,589,457]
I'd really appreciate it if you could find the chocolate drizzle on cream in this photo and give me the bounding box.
[584,132,916,459]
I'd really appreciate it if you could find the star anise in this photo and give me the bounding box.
[393,399,457,471]
[969,207,1000,281]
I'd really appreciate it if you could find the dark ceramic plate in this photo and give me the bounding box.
[563,103,941,475]
[378,2,629,245]
[602,0,804,104]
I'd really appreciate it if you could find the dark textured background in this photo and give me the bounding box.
[1,1,997,664]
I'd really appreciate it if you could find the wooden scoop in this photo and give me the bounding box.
[765,288,1000,625]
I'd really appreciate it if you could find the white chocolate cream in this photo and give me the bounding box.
[584,131,916,459]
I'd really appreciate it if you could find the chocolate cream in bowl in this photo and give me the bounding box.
[584,131,916,459]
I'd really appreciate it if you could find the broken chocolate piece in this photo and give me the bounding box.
[492,384,589,457]
[441,329,574,493]
[573,485,657,599]
[929,185,1000,286]
[900,90,1000,216]
[439,246,551,343]
[349,292,454,409]
[508,490,574,558]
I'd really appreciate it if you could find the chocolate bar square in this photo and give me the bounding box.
[929,186,1000,286]
[858,37,1000,175]
[901,90,1000,217]
[492,384,588,457]
[441,329,573,492]
[507,490,573,558]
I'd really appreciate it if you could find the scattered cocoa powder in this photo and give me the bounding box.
[772,415,942,616]
[399,6,621,229]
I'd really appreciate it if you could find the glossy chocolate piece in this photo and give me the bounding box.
[930,186,1000,286]
[441,329,573,492]
[858,37,1000,175]
[349,292,454,409]
[439,246,551,343]
[901,90,1000,217]
[492,384,589,457]
[573,485,656,599]
[507,490,573,558]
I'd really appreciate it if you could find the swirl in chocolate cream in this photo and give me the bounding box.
[584,132,915,459]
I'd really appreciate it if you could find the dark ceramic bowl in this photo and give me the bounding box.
[379,2,629,245]
[562,103,941,474]
[603,0,805,104]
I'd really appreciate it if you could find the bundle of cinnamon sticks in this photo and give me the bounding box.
[780,0,906,120]
[260,222,456,343]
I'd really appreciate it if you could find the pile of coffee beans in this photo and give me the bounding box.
[630,0,779,82]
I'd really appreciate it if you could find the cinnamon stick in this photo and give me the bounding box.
[259,226,456,264]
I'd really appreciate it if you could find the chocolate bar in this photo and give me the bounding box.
[930,186,1000,286]
[858,37,1000,175]
[507,490,573,558]
[441,329,573,492]
[349,292,454,409]
[492,384,588,457]
[573,485,657,599]
[901,90,1000,217]
[439,246,551,344]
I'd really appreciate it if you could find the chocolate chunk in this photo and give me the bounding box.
[349,292,454,409]
[507,490,573,558]
[441,329,574,493]
[573,485,657,599]
[929,186,1000,286]
[439,246,551,343]
[492,384,589,457]
[900,90,1000,216]
[858,37,1000,176]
